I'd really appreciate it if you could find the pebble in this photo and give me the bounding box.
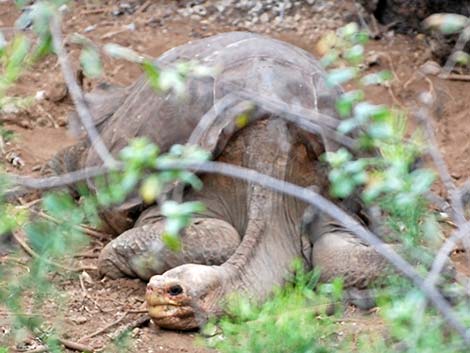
[420,60,442,76]
[169,0,348,38]
[260,12,269,23]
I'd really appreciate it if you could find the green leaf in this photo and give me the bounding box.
[30,2,53,38]
[121,168,140,193]
[352,170,368,185]
[326,67,357,87]
[162,232,182,251]
[103,43,144,63]
[337,119,358,134]
[395,192,416,207]
[319,51,339,68]
[354,102,389,123]
[336,90,364,118]
[323,148,352,168]
[338,22,359,40]
[344,44,364,65]
[368,122,393,139]
[361,70,393,86]
[31,33,53,61]
[352,31,369,45]
[409,169,435,195]
[330,175,355,198]
[141,60,161,92]
[80,47,102,78]
[423,13,469,35]
[0,31,6,54]
[451,50,470,66]
[140,175,162,203]
[178,171,203,190]
[159,69,186,95]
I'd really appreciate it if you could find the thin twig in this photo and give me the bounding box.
[12,231,97,273]
[441,26,470,76]
[415,107,466,225]
[425,222,470,288]
[439,73,470,82]
[31,209,110,239]
[415,106,470,292]
[109,314,150,340]
[135,0,152,14]
[58,338,94,352]
[80,311,129,341]
[21,338,94,353]
[50,14,116,168]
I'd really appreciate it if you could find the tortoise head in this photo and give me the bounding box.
[146,264,223,330]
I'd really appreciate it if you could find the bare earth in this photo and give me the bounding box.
[0,1,469,352]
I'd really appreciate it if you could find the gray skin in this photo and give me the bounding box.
[49,32,392,330]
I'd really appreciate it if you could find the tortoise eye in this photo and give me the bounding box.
[168,285,183,296]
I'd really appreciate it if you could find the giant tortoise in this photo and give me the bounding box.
[49,32,392,330]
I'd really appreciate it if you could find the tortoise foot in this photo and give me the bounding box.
[99,217,240,280]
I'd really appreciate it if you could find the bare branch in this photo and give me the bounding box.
[231,86,359,151]
[441,26,470,76]
[6,161,470,342]
[50,14,116,168]
[7,166,107,192]
[426,222,470,288]
[415,106,470,295]
[416,107,466,225]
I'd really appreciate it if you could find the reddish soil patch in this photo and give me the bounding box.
[0,1,469,352]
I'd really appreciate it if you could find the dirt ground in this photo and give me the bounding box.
[1,0,469,352]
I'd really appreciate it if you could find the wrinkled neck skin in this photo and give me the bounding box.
[203,119,319,315]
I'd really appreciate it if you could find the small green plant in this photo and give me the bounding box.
[205,264,344,353]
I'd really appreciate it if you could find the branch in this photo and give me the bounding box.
[50,14,116,168]
[425,222,470,288]
[231,86,359,151]
[6,161,470,342]
[7,166,107,192]
[441,26,470,77]
[415,107,466,225]
[415,106,470,295]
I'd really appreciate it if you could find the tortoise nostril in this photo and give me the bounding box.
[168,284,183,296]
[146,286,154,295]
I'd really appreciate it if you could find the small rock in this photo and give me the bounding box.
[83,24,96,33]
[365,52,381,67]
[260,13,270,23]
[35,90,46,101]
[419,60,442,76]
[191,4,207,16]
[5,151,24,168]
[70,315,88,325]
[2,103,19,114]
[80,271,94,284]
[125,22,136,31]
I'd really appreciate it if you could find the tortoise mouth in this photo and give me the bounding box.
[146,291,199,330]
[147,302,199,330]
[147,302,190,318]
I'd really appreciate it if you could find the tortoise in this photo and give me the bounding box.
[49,32,392,330]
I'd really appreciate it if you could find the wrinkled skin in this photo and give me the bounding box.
[50,32,393,330]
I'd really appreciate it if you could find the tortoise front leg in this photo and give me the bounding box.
[311,230,392,289]
[98,205,241,280]
[42,140,88,176]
